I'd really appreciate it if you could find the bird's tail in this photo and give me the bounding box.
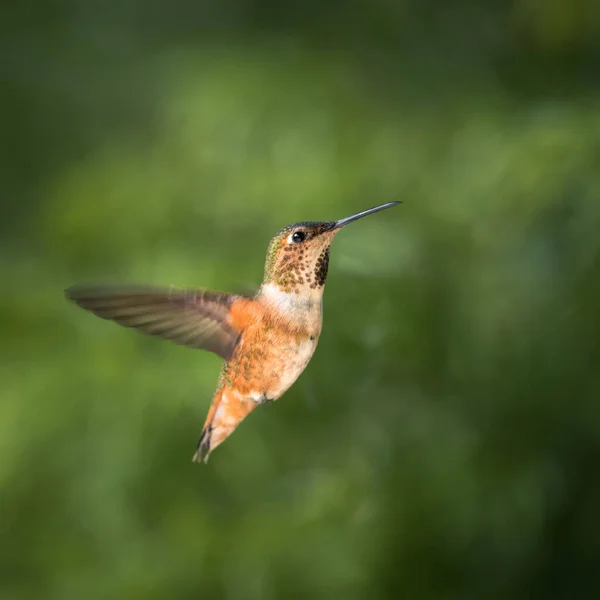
[192,389,257,464]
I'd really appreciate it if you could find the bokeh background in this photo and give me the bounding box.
[3,1,600,598]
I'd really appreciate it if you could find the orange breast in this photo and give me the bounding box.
[223,297,319,399]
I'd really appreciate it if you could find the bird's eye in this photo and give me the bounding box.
[291,231,306,243]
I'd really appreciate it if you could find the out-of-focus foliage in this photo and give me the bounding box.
[2,1,600,598]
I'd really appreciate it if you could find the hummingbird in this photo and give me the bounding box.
[65,201,399,463]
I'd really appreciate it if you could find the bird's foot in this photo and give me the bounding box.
[259,394,275,405]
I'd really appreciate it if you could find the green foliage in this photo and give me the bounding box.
[2,1,600,598]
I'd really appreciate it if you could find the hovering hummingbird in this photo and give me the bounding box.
[65,202,399,463]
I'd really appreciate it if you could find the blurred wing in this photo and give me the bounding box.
[65,284,245,360]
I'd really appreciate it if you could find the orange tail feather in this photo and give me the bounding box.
[192,389,258,464]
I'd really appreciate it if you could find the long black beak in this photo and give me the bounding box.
[329,201,401,230]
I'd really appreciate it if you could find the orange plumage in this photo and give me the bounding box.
[65,202,399,463]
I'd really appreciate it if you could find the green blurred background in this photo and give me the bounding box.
[3,1,600,598]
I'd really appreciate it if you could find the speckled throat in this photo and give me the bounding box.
[269,245,330,293]
[262,223,336,294]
